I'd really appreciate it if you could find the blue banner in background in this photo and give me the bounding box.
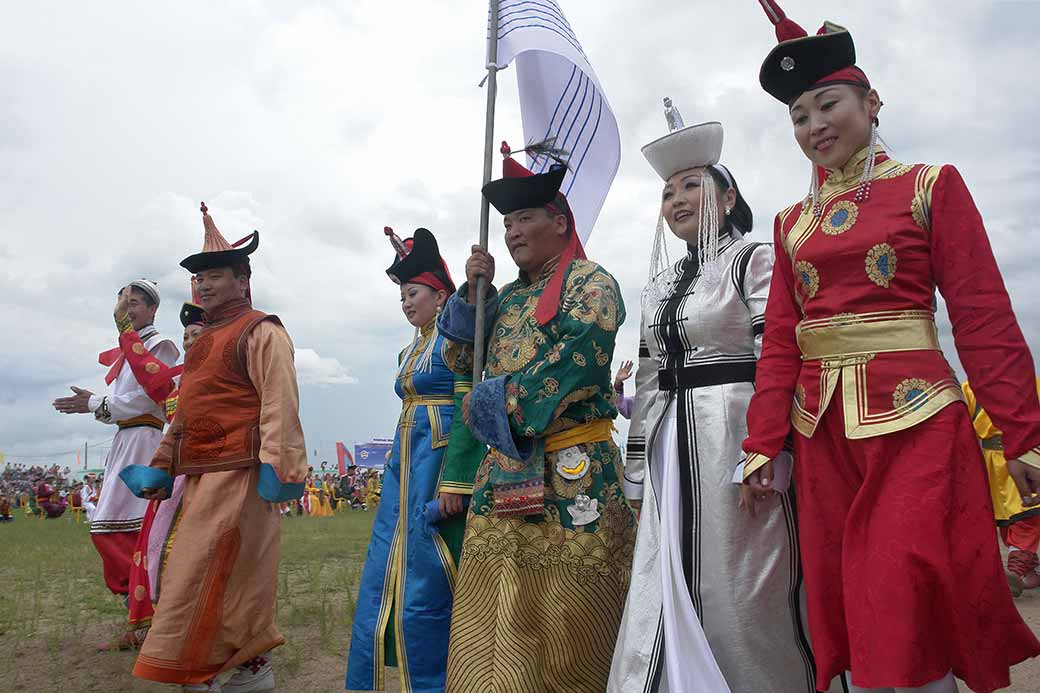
[354,442,392,469]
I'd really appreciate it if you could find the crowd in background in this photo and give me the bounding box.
[0,463,96,520]
[0,461,386,522]
[289,467,382,517]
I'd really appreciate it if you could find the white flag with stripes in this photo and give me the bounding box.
[489,0,621,244]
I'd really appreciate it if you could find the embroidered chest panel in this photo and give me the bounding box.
[644,241,761,370]
[781,162,943,317]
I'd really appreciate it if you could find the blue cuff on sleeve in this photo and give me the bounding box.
[119,465,174,499]
[423,496,472,526]
[437,284,499,345]
[257,463,306,503]
[467,375,533,462]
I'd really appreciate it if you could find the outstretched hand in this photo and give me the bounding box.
[53,386,93,414]
[613,360,634,390]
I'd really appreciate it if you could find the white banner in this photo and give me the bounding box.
[489,0,621,244]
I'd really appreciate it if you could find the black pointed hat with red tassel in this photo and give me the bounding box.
[482,141,585,326]
[384,227,456,294]
[756,0,870,104]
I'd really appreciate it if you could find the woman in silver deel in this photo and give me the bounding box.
[608,105,817,693]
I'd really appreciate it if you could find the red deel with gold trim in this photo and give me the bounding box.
[743,147,1040,470]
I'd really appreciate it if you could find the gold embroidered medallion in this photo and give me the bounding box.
[866,243,898,288]
[823,200,859,235]
[893,378,932,410]
[795,260,820,299]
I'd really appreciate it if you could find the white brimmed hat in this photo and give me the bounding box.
[641,121,724,182]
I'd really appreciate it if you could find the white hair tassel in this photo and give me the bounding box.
[697,172,723,283]
[641,211,675,310]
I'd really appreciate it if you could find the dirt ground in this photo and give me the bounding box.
[1,512,1037,692]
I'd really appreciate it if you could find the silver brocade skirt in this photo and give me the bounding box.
[609,384,818,693]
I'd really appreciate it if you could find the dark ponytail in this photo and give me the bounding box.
[707,165,753,235]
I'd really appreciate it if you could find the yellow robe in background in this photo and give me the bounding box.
[365,475,381,508]
[306,482,331,517]
[963,378,1040,524]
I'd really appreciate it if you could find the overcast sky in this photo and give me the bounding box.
[2,0,1037,470]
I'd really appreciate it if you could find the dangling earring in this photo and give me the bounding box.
[698,172,723,282]
[855,119,879,203]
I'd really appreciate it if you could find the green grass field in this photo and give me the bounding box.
[0,510,398,692]
[2,510,1038,692]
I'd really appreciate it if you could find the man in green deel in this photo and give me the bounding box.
[438,143,637,693]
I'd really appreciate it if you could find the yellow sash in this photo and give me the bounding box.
[544,419,614,453]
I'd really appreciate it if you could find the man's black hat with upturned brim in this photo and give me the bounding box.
[481,161,567,216]
[180,202,259,273]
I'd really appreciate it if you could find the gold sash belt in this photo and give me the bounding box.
[796,310,940,363]
[545,419,614,453]
[401,395,454,406]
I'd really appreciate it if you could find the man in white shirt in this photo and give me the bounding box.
[53,280,178,613]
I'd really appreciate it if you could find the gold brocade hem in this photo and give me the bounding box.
[446,519,629,693]
[459,512,635,586]
[789,369,963,440]
[790,366,840,438]
[841,368,964,438]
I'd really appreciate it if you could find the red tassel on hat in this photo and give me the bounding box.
[757,0,807,42]
[501,141,535,178]
[498,141,585,326]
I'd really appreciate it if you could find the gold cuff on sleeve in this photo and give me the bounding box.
[115,312,133,334]
[742,452,773,481]
[437,481,474,496]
